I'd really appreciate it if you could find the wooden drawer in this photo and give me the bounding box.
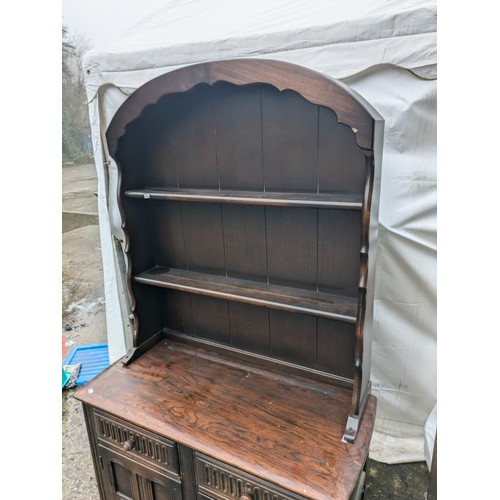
[194,453,304,500]
[93,409,180,475]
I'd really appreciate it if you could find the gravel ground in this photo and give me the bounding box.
[62,164,105,500]
[61,163,431,500]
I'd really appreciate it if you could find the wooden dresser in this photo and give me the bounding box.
[75,59,384,500]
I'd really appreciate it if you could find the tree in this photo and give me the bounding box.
[62,27,92,164]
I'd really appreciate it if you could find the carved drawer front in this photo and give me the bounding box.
[93,410,180,475]
[194,453,304,500]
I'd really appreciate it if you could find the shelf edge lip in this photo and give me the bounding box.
[134,274,358,324]
[124,189,363,209]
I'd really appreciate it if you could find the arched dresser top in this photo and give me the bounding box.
[106,58,381,155]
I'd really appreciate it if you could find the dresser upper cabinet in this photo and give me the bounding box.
[106,58,384,442]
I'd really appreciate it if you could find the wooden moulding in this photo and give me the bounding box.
[106,59,380,156]
[125,188,364,209]
[134,267,358,323]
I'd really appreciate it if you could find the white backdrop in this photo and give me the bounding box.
[83,0,437,464]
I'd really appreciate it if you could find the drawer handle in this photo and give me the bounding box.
[239,495,253,500]
[122,438,135,451]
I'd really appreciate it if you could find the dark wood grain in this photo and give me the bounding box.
[212,81,264,190]
[228,301,270,353]
[107,59,380,155]
[83,57,384,500]
[317,318,356,379]
[208,59,378,150]
[134,267,357,323]
[97,443,183,499]
[269,310,317,366]
[110,61,381,419]
[150,201,187,269]
[222,204,268,282]
[318,106,367,194]
[180,202,226,275]
[132,284,165,347]
[173,85,219,189]
[163,329,354,389]
[317,208,361,296]
[191,294,231,344]
[125,188,363,209]
[261,86,318,192]
[266,207,318,290]
[141,95,179,188]
[75,339,376,500]
[162,289,194,334]
[194,453,304,500]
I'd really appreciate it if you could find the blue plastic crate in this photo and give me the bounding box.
[63,343,110,386]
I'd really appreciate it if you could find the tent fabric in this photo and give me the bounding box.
[83,0,437,465]
[84,0,437,96]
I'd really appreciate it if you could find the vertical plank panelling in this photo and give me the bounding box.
[143,96,181,187]
[212,82,264,190]
[222,205,267,282]
[191,295,231,344]
[266,207,317,289]
[151,201,187,269]
[316,319,355,379]
[269,310,317,366]
[181,203,226,275]
[162,289,194,335]
[318,107,366,194]
[174,85,219,189]
[317,209,361,296]
[118,72,371,385]
[228,302,270,353]
[262,87,318,192]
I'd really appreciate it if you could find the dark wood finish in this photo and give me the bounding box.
[92,409,180,474]
[177,445,198,500]
[125,188,363,209]
[212,81,263,191]
[194,453,304,499]
[163,329,354,390]
[228,302,270,353]
[134,266,358,322]
[77,58,384,500]
[222,205,268,281]
[261,86,318,192]
[106,59,377,154]
[98,444,183,499]
[82,403,108,499]
[77,339,376,500]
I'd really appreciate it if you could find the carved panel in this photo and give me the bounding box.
[94,410,179,474]
[194,453,304,500]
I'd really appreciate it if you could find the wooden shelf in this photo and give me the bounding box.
[125,187,363,209]
[134,267,358,323]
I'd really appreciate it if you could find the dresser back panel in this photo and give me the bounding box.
[116,79,368,381]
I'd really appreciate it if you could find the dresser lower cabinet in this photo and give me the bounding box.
[87,408,182,500]
[84,407,309,500]
[83,402,369,500]
[98,444,182,500]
